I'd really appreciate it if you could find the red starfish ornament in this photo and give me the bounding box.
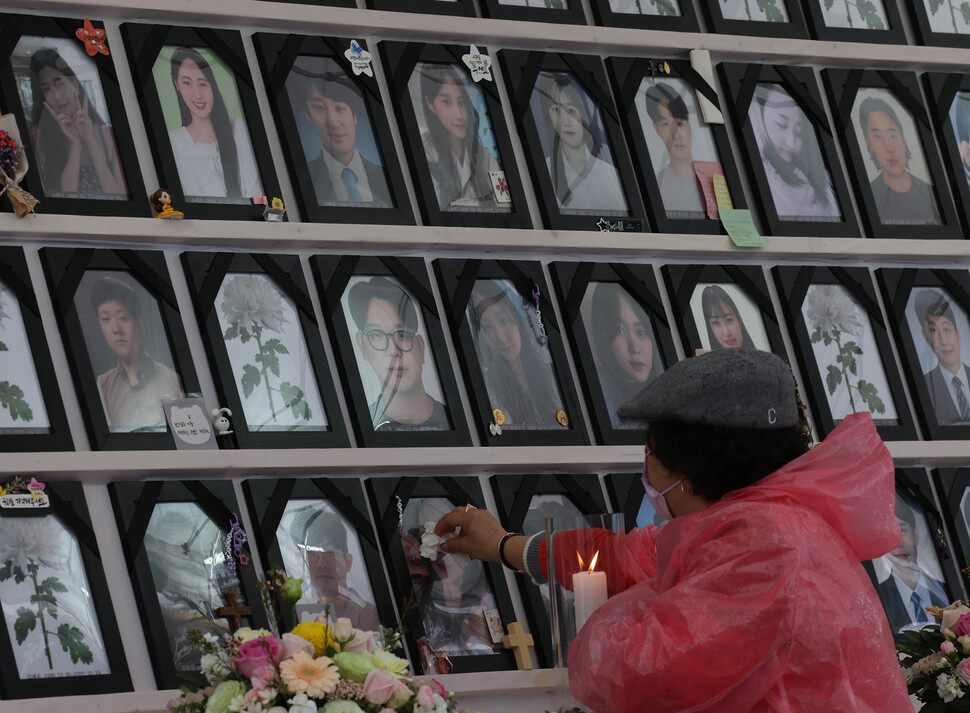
[76,19,109,56]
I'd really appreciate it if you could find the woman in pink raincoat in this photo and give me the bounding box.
[436,349,912,713]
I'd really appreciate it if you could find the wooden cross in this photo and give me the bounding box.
[502,621,535,671]
[214,590,252,633]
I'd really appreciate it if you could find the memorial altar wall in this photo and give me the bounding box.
[0,0,969,711]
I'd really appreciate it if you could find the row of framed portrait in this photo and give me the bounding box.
[8,17,970,238]
[4,244,970,454]
[2,465,970,699]
[199,0,970,49]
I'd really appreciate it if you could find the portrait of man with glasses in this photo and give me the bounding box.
[344,275,452,431]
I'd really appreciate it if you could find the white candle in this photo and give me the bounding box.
[572,569,607,631]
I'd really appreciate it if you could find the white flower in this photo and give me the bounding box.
[221,275,288,335]
[937,672,965,703]
[228,694,249,713]
[286,693,317,713]
[332,617,354,641]
[805,285,864,338]
[0,517,67,568]
[200,652,231,683]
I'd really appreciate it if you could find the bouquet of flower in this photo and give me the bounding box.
[0,113,38,217]
[167,615,461,713]
[898,601,970,709]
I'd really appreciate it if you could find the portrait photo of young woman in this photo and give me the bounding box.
[12,36,128,199]
[689,283,771,352]
[529,71,628,216]
[152,45,263,202]
[407,62,509,212]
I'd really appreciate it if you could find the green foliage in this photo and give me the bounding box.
[0,561,12,581]
[650,0,678,14]
[823,0,835,9]
[929,0,945,13]
[756,0,786,22]
[241,364,261,398]
[280,382,311,420]
[0,339,7,351]
[14,607,36,645]
[856,0,886,28]
[57,623,93,665]
[0,380,34,422]
[826,364,842,394]
[961,2,970,24]
[857,380,886,414]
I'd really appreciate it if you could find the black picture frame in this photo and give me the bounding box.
[252,33,413,226]
[310,254,471,448]
[608,56,746,236]
[923,71,970,234]
[181,252,349,449]
[589,0,701,32]
[479,0,587,24]
[549,260,678,445]
[876,267,970,440]
[0,247,73,452]
[363,0,477,16]
[0,13,149,217]
[379,41,531,229]
[802,0,907,43]
[499,49,647,232]
[366,475,519,674]
[109,479,268,690]
[662,264,789,360]
[699,0,809,38]
[40,247,201,451]
[773,265,916,441]
[120,23,282,221]
[0,481,131,699]
[906,0,970,48]
[866,468,962,641]
[934,466,970,600]
[822,68,961,239]
[718,62,858,238]
[434,257,589,447]
[490,472,607,668]
[242,477,397,633]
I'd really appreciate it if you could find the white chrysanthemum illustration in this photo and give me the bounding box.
[0,518,66,568]
[805,284,885,416]
[220,275,288,335]
[219,275,310,425]
[806,284,864,338]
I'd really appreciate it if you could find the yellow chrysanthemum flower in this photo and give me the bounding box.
[290,621,334,657]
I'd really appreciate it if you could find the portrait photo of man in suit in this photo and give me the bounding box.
[914,289,970,425]
[875,492,948,640]
[287,60,392,208]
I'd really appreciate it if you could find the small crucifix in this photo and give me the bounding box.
[502,621,535,671]
[214,590,252,633]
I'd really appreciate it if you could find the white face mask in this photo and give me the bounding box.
[641,451,683,521]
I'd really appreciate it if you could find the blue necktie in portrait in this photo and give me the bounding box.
[341,168,363,202]
[911,591,929,623]
[953,376,970,421]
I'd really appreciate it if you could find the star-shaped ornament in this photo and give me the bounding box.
[462,45,492,83]
[76,18,109,56]
[344,40,373,77]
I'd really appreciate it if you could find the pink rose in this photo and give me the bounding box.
[234,636,280,680]
[342,630,376,655]
[363,668,399,705]
[958,658,970,679]
[280,633,314,660]
[417,684,435,709]
[954,613,970,638]
[943,641,957,653]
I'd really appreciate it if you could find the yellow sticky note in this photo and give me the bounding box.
[720,209,765,248]
[713,174,734,211]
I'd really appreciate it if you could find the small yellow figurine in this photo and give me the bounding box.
[151,187,184,220]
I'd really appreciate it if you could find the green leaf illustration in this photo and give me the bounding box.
[823,0,835,9]
[653,0,678,14]
[57,624,93,665]
[826,364,843,394]
[0,380,33,422]
[857,380,886,414]
[757,0,786,22]
[255,351,281,378]
[0,561,11,581]
[843,340,863,355]
[13,564,26,585]
[223,323,238,341]
[41,577,68,594]
[836,352,858,376]
[928,0,944,13]
[961,1,970,24]
[30,591,57,614]
[810,326,823,344]
[280,382,311,421]
[263,338,289,355]
[241,364,261,398]
[14,607,36,645]
[857,0,886,28]
[0,339,7,351]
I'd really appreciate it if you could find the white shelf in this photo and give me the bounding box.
[3,212,970,263]
[6,0,970,70]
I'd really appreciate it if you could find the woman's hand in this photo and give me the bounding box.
[44,100,81,146]
[72,93,98,151]
[435,507,508,562]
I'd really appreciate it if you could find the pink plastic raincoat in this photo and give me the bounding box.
[557,413,912,712]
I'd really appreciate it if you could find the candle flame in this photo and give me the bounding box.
[588,551,600,572]
[577,552,584,569]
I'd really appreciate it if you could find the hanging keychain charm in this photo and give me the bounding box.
[532,284,548,346]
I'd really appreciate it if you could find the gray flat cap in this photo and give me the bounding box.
[616,349,800,429]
